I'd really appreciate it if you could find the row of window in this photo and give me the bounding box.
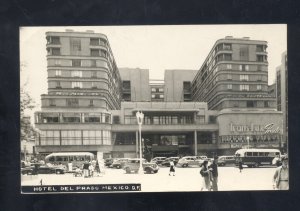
[225,84,262,91]
[53,70,107,78]
[151,87,164,92]
[36,112,111,123]
[48,59,109,68]
[52,81,108,89]
[37,130,111,146]
[47,47,108,58]
[47,36,107,46]
[123,115,205,125]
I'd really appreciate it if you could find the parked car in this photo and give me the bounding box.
[110,158,130,169]
[104,158,115,167]
[217,156,235,166]
[123,158,159,174]
[161,157,180,167]
[177,156,203,167]
[30,163,65,174]
[150,157,167,165]
[21,166,33,175]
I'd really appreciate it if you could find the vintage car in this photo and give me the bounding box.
[150,157,167,165]
[30,163,65,174]
[177,156,204,167]
[110,158,130,169]
[123,158,159,174]
[217,156,236,166]
[160,157,180,167]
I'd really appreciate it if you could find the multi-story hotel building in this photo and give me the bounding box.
[34,32,284,159]
[276,51,288,150]
[192,36,276,110]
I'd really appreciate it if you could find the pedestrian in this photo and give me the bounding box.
[200,160,211,191]
[273,155,289,190]
[95,159,101,176]
[89,162,94,177]
[82,161,90,178]
[209,156,219,191]
[169,160,175,176]
[238,161,243,173]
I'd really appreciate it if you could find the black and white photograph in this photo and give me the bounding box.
[20,24,288,193]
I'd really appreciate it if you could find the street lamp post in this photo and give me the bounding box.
[136,111,144,174]
[246,136,250,149]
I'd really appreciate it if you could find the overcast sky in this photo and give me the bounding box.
[20,24,287,119]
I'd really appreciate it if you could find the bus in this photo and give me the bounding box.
[234,148,281,168]
[45,152,95,170]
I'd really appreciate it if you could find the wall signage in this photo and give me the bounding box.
[230,123,281,134]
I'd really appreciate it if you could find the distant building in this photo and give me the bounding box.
[192,36,276,110]
[119,68,150,102]
[276,51,288,151]
[164,69,197,102]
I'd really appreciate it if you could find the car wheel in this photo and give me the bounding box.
[183,164,188,168]
[145,168,151,174]
[116,165,121,169]
[56,170,60,174]
[125,167,131,174]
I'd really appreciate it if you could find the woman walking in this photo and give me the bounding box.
[169,160,175,176]
[200,160,211,191]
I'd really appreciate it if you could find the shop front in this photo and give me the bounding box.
[217,109,284,155]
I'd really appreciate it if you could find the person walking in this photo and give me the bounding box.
[82,160,90,178]
[238,161,243,173]
[200,160,211,191]
[169,160,175,176]
[273,155,289,190]
[94,159,101,176]
[209,156,219,191]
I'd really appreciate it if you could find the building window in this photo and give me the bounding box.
[224,43,232,50]
[70,38,81,53]
[257,65,262,71]
[226,64,232,69]
[122,81,131,90]
[66,99,79,107]
[90,38,100,46]
[159,94,164,98]
[89,100,94,106]
[240,84,249,91]
[240,75,249,81]
[91,60,96,67]
[264,101,270,107]
[55,70,61,76]
[91,49,100,56]
[54,59,61,66]
[257,55,267,62]
[49,99,56,106]
[256,45,265,52]
[71,70,82,78]
[100,50,107,58]
[61,130,81,145]
[159,88,164,92]
[51,48,61,55]
[257,85,262,90]
[239,65,249,71]
[227,74,232,80]
[47,36,60,44]
[72,60,81,67]
[247,101,256,108]
[56,81,61,88]
[91,71,97,78]
[151,94,155,98]
[113,116,120,124]
[40,130,60,145]
[224,54,232,61]
[91,82,97,89]
[72,82,82,89]
[227,84,232,90]
[151,88,156,92]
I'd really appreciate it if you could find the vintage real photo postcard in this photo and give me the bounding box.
[20,24,288,193]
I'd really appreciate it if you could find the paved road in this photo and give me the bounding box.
[21,165,279,192]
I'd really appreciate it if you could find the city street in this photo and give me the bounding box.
[21,165,278,192]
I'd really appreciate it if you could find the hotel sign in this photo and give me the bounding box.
[230,123,281,134]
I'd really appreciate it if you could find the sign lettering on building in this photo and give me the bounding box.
[230,123,281,134]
